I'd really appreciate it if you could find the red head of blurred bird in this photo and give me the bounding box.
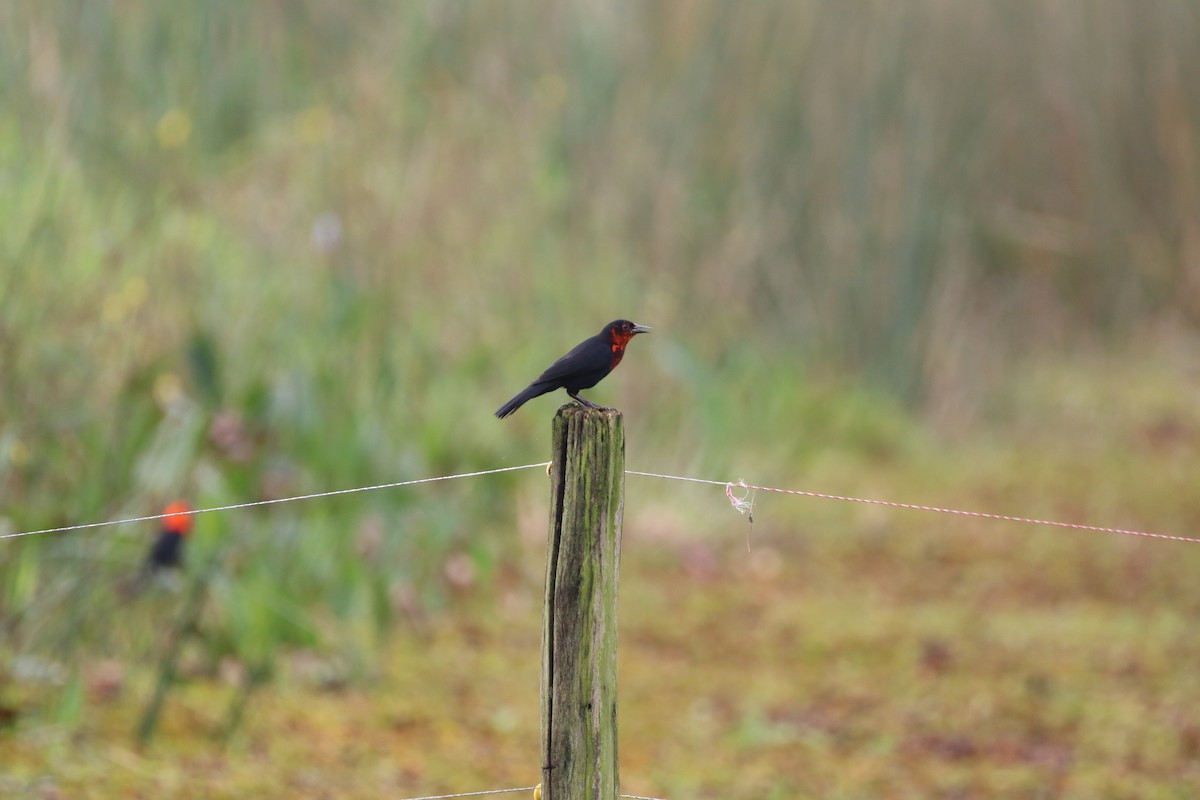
[495,319,651,419]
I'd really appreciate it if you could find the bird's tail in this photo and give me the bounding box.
[495,383,553,419]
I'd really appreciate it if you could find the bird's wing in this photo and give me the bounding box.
[529,337,607,385]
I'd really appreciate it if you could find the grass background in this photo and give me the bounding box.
[3,1,1200,797]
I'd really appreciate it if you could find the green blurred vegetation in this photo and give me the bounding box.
[3,1,1200,796]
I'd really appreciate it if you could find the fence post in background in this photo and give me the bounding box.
[541,405,624,800]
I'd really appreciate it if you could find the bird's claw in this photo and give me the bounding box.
[568,393,610,412]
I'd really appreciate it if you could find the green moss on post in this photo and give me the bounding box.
[541,405,624,800]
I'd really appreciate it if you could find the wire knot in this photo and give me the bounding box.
[726,480,757,550]
[725,481,755,521]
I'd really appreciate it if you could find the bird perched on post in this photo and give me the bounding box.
[495,319,650,419]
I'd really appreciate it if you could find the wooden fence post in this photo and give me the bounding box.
[541,405,624,800]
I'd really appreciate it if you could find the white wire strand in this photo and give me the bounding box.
[5,463,1194,546]
[0,463,551,541]
[394,788,537,800]
[626,469,1200,544]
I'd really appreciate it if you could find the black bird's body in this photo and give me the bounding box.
[146,528,185,571]
[495,319,650,419]
[145,501,192,572]
[126,501,193,595]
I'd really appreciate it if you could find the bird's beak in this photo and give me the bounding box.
[632,323,651,335]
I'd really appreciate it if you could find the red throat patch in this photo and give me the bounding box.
[609,330,635,369]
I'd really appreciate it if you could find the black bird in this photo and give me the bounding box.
[124,500,193,597]
[495,319,650,418]
[144,500,192,573]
